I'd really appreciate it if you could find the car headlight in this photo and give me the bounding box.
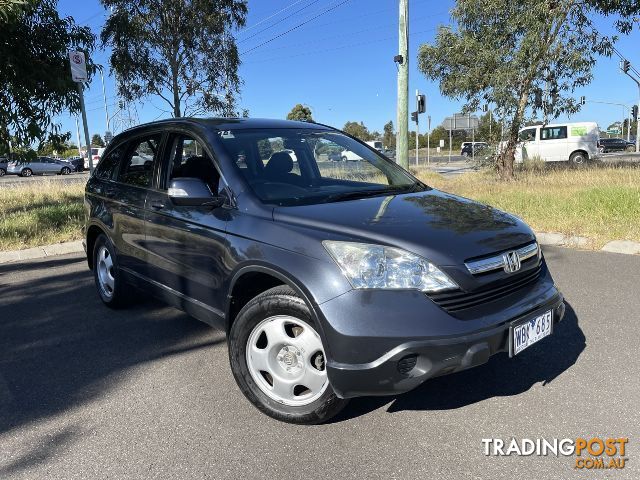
[323,241,458,292]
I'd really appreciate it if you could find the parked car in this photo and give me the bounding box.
[460,142,489,157]
[383,148,396,160]
[6,156,74,176]
[340,149,362,161]
[0,157,6,177]
[515,122,598,164]
[598,138,631,153]
[460,142,488,156]
[67,156,85,172]
[85,118,565,424]
[327,152,343,162]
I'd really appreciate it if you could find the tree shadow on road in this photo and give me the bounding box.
[334,302,585,422]
[0,257,224,440]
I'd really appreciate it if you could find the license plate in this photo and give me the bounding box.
[510,310,553,356]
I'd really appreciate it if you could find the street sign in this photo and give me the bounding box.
[69,51,87,82]
[606,129,621,135]
[439,139,445,148]
[442,113,479,131]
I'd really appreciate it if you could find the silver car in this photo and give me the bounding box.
[6,157,74,177]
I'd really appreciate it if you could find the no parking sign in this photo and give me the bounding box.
[69,51,87,82]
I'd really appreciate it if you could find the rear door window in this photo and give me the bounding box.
[118,134,162,188]
[95,144,126,180]
[541,126,567,140]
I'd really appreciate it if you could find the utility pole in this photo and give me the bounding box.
[77,83,93,172]
[395,0,409,169]
[427,115,431,165]
[75,118,82,157]
[621,59,640,152]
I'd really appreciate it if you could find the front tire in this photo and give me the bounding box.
[61,167,71,175]
[93,234,132,308]
[229,286,348,424]
[341,156,347,162]
[0,168,5,177]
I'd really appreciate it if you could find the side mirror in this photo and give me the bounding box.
[168,178,224,207]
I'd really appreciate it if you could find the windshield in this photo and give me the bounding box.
[217,128,424,206]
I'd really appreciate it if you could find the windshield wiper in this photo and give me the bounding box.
[321,184,420,203]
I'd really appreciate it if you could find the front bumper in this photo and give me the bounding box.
[317,262,564,399]
[325,295,564,398]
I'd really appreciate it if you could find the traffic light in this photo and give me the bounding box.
[632,105,638,122]
[622,60,631,74]
[417,94,426,114]
[411,111,418,123]
[580,96,586,105]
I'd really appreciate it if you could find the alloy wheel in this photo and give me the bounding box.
[97,245,115,298]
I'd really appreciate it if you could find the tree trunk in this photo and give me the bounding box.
[498,89,529,180]
[170,56,181,117]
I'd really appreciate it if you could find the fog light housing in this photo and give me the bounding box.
[397,354,418,375]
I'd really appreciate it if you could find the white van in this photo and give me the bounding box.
[515,122,598,164]
[365,140,383,151]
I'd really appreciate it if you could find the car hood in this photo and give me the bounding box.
[273,189,535,266]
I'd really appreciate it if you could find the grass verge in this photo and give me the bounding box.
[1,165,639,251]
[0,181,85,251]
[413,165,640,248]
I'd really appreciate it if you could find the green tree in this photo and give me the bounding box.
[286,104,313,122]
[343,121,372,141]
[476,112,501,143]
[91,134,105,147]
[101,0,247,118]
[418,0,640,179]
[383,121,395,149]
[0,0,95,153]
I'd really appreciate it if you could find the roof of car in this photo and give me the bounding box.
[123,117,333,134]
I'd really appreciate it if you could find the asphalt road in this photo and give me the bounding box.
[0,247,638,479]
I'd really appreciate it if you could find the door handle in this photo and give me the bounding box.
[150,201,165,210]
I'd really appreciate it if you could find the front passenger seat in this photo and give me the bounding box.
[263,151,301,184]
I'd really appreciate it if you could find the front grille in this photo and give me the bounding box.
[427,265,542,312]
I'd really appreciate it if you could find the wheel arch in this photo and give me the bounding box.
[85,223,108,270]
[225,264,323,338]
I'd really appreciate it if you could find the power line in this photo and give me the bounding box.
[240,0,352,55]
[239,0,322,45]
[243,27,437,65]
[241,10,448,58]
[240,0,307,33]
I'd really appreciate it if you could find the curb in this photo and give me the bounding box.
[535,232,640,255]
[0,234,639,266]
[0,240,84,264]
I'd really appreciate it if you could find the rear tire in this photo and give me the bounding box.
[0,168,5,177]
[21,168,32,177]
[93,234,132,308]
[61,167,71,175]
[569,151,587,165]
[341,156,347,162]
[228,286,348,424]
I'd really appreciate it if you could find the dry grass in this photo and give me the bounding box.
[2,165,639,251]
[0,181,85,250]
[413,165,640,248]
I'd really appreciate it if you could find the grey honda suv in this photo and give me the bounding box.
[84,118,565,424]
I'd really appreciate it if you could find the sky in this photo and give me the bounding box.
[55,0,640,143]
